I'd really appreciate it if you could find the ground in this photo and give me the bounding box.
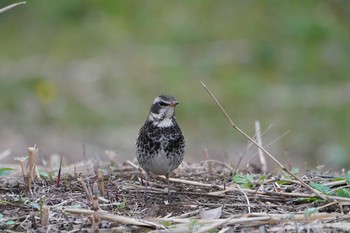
[1,159,350,232]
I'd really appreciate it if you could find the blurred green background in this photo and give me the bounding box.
[1,1,349,169]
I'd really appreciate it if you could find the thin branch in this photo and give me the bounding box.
[200,81,329,201]
[151,212,341,225]
[236,184,251,214]
[0,2,26,14]
[64,208,161,228]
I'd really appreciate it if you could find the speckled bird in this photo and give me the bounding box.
[136,95,185,202]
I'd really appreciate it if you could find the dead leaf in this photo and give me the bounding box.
[199,206,222,220]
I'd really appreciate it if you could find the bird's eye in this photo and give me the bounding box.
[159,101,168,106]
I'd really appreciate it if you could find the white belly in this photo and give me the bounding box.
[148,151,173,175]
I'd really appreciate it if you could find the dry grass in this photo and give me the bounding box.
[1,158,350,232]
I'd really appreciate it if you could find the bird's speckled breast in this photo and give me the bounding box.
[136,120,185,175]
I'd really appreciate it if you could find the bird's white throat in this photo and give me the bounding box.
[149,113,174,127]
[156,117,174,127]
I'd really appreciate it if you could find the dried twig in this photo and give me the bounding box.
[64,208,162,228]
[0,1,26,14]
[255,120,267,174]
[200,81,329,201]
[173,210,200,219]
[158,176,224,189]
[236,184,251,214]
[203,148,212,174]
[78,177,92,202]
[97,169,106,196]
[126,160,139,170]
[87,181,103,232]
[14,157,28,184]
[131,160,225,189]
[316,201,339,211]
[152,212,341,226]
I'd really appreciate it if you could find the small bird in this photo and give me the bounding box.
[136,95,185,202]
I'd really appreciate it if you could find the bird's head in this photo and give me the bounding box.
[147,95,179,127]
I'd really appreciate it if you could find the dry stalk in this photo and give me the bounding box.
[78,177,92,202]
[126,160,139,170]
[248,212,340,222]
[130,188,235,199]
[153,212,341,226]
[323,179,347,187]
[132,159,224,189]
[0,1,26,14]
[64,208,160,228]
[92,182,99,197]
[255,120,267,174]
[174,210,200,219]
[90,195,100,232]
[150,216,271,224]
[28,146,39,182]
[208,183,237,196]
[159,176,223,189]
[203,148,212,174]
[227,187,314,198]
[14,157,28,185]
[236,184,251,214]
[41,205,49,226]
[26,146,39,190]
[316,201,338,211]
[200,81,329,201]
[27,173,32,190]
[97,169,106,196]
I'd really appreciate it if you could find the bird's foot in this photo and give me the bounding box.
[167,191,172,203]
[143,189,148,203]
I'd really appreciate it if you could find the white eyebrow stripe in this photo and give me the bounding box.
[153,97,162,104]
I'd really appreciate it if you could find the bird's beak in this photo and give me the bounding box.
[169,101,179,107]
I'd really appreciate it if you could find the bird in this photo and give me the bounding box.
[136,95,185,202]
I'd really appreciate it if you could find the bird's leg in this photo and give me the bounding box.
[166,173,172,203]
[143,171,149,202]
